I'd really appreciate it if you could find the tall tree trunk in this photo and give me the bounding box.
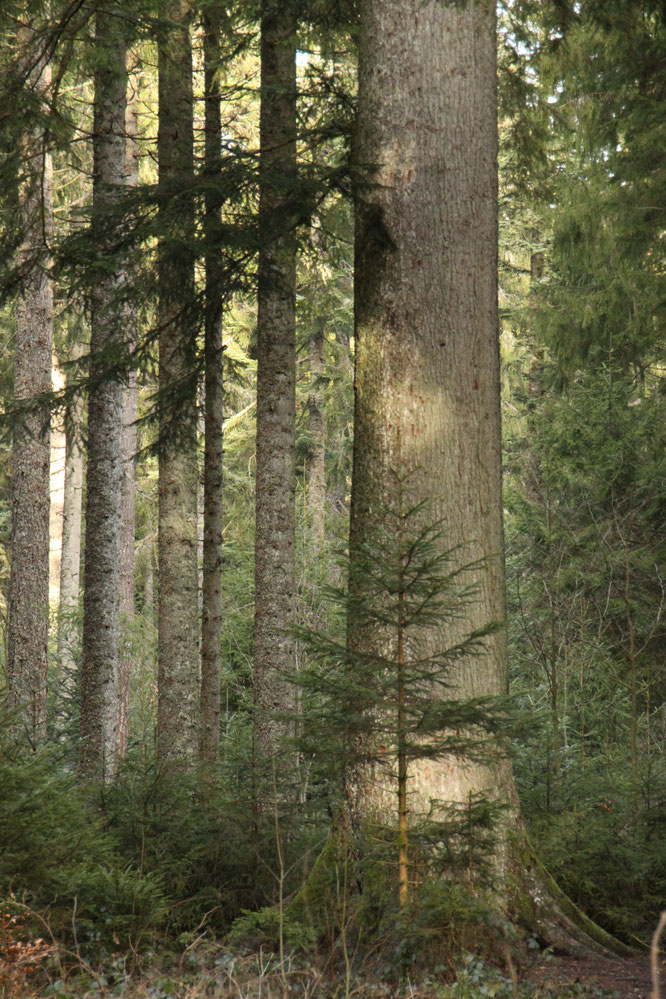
[80,4,128,780]
[307,322,326,555]
[49,358,66,612]
[157,0,200,766]
[116,62,140,759]
[351,0,506,822]
[200,4,224,773]
[7,37,53,747]
[252,0,298,767]
[57,335,85,686]
[343,0,627,955]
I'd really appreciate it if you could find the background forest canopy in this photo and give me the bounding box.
[0,0,665,994]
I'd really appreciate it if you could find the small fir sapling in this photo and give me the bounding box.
[290,466,518,910]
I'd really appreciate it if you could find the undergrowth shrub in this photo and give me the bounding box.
[0,706,164,959]
[103,735,330,940]
[527,782,666,942]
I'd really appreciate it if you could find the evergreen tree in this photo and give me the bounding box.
[295,478,512,911]
[351,0,507,829]
[117,59,141,759]
[80,0,129,780]
[156,0,200,767]
[200,0,225,774]
[253,0,298,772]
[6,19,54,747]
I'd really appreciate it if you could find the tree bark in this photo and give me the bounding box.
[80,4,128,780]
[117,61,140,759]
[341,0,628,955]
[157,0,200,767]
[351,0,505,821]
[7,37,53,747]
[49,359,66,613]
[200,5,225,773]
[307,323,326,555]
[57,335,85,685]
[253,0,298,766]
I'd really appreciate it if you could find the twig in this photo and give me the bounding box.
[651,910,666,999]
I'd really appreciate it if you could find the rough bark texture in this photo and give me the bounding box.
[49,359,66,610]
[7,47,53,747]
[57,337,85,682]
[80,6,128,780]
[345,0,627,956]
[351,0,505,820]
[117,65,140,759]
[307,324,326,554]
[200,7,224,773]
[157,0,200,766]
[253,0,298,764]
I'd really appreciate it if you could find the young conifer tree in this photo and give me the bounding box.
[295,461,511,909]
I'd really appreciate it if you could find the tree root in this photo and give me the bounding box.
[506,828,633,959]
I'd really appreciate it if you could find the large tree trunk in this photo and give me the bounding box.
[157,0,200,767]
[116,62,140,759]
[252,0,298,766]
[7,38,53,747]
[200,6,224,774]
[352,0,505,818]
[80,4,128,780]
[343,0,626,956]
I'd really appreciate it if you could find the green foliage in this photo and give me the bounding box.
[229,904,317,954]
[0,705,165,956]
[294,486,515,785]
[499,0,666,945]
[507,370,666,940]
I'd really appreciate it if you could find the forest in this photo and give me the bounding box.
[0,0,665,996]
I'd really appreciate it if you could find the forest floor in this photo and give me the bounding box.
[148,948,657,999]
[13,940,660,999]
[525,951,653,998]
[92,948,656,999]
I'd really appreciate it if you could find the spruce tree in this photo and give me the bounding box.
[7,21,54,747]
[156,0,200,767]
[80,0,128,780]
[253,0,298,773]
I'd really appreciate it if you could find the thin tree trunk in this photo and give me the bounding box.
[307,322,326,554]
[624,554,639,782]
[116,61,140,759]
[157,0,200,766]
[49,358,66,612]
[57,335,85,685]
[80,4,128,780]
[253,0,298,767]
[7,37,53,747]
[200,5,224,773]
